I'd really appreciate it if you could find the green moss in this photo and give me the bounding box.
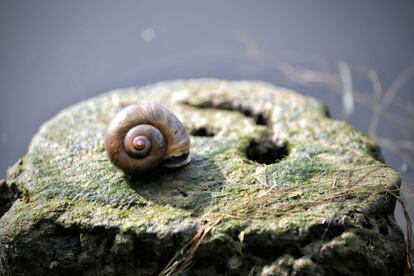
[11,79,397,222]
[267,153,335,188]
[0,80,403,275]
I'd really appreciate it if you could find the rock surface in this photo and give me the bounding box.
[0,80,405,275]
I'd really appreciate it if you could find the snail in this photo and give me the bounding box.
[105,103,191,174]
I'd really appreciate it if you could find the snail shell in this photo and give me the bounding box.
[105,103,191,174]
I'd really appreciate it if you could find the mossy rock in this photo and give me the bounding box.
[0,80,405,275]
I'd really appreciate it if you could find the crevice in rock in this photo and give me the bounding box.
[0,180,20,218]
[307,220,345,243]
[174,187,188,197]
[378,224,389,236]
[244,233,287,263]
[183,100,270,126]
[366,144,385,163]
[300,237,313,248]
[0,159,30,219]
[215,263,227,274]
[247,243,284,260]
[301,221,345,252]
[190,127,217,137]
[230,228,242,242]
[290,247,304,259]
[321,104,331,118]
[245,134,289,164]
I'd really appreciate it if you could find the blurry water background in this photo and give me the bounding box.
[0,1,413,234]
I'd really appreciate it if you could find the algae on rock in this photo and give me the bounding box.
[0,80,405,275]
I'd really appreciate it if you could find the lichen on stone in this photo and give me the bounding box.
[0,80,405,275]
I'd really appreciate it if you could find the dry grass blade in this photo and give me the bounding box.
[368,61,414,138]
[159,216,223,276]
[389,189,413,274]
[159,164,412,274]
[338,61,354,117]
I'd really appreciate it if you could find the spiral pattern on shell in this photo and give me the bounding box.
[105,103,191,174]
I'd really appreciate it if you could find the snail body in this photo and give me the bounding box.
[105,103,191,174]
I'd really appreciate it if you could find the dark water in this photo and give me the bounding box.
[1,1,413,230]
